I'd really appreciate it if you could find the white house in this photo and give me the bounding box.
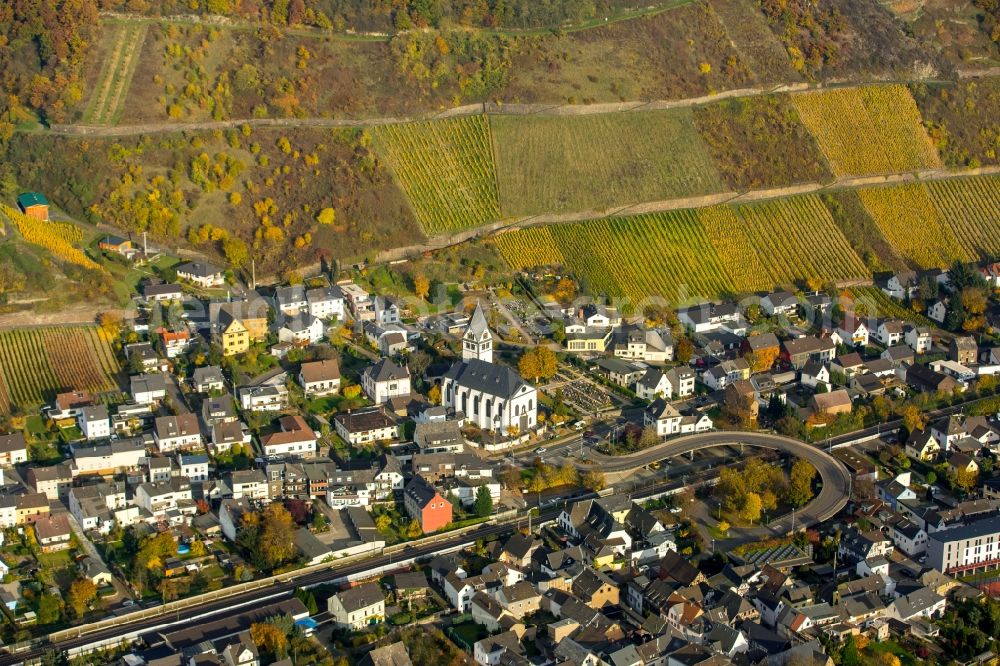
[178,454,209,482]
[175,261,224,288]
[904,325,932,354]
[890,518,929,557]
[875,320,904,347]
[927,300,948,324]
[328,583,385,630]
[260,415,317,458]
[134,477,193,521]
[277,313,324,345]
[361,359,411,404]
[78,405,111,441]
[645,400,682,438]
[153,414,203,453]
[130,373,168,405]
[760,291,798,317]
[442,359,536,434]
[800,361,830,389]
[635,368,671,400]
[298,359,341,397]
[306,285,345,321]
[275,285,308,316]
[374,297,401,327]
[835,317,869,348]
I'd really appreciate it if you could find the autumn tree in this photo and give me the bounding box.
[253,502,297,570]
[717,520,730,535]
[675,337,694,363]
[518,346,558,383]
[639,425,660,449]
[740,492,763,524]
[745,346,779,373]
[68,578,97,619]
[99,312,123,337]
[250,622,288,658]
[580,469,605,491]
[375,514,392,533]
[413,273,430,300]
[316,207,336,225]
[428,384,441,405]
[787,459,817,507]
[406,519,423,538]
[899,404,926,435]
[953,466,979,493]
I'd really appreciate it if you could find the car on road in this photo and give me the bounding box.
[122,600,134,607]
[535,447,546,454]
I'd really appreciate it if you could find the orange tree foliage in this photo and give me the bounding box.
[0,0,101,124]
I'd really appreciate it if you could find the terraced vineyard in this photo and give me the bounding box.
[0,327,121,409]
[494,227,565,268]
[925,176,1000,261]
[857,183,967,268]
[490,109,724,216]
[847,286,936,327]
[495,194,867,303]
[372,115,501,234]
[792,85,941,176]
[84,21,149,125]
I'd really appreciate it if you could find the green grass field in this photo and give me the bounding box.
[491,109,724,216]
[372,115,502,234]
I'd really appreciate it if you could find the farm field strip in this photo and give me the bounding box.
[372,115,501,234]
[104,23,149,125]
[792,85,941,177]
[85,22,149,125]
[0,327,121,409]
[490,109,724,217]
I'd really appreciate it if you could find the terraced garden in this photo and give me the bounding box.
[0,327,122,410]
[792,85,941,176]
[490,109,724,216]
[372,115,502,234]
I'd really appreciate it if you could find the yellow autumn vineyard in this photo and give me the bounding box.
[0,204,102,272]
[495,195,868,303]
[372,115,502,234]
[792,85,941,176]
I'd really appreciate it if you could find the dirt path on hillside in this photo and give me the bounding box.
[366,164,1000,264]
[46,70,1000,138]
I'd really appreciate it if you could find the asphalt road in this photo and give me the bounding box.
[581,430,852,531]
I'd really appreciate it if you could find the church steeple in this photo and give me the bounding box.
[462,301,493,363]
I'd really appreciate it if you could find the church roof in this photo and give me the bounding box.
[444,359,530,400]
[465,302,491,342]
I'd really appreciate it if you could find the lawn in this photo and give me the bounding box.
[447,620,488,650]
[491,108,724,217]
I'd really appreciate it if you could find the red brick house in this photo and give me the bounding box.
[403,476,451,533]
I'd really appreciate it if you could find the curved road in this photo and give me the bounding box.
[581,430,852,532]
